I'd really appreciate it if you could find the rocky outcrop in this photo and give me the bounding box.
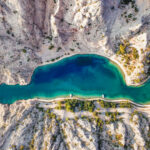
[0,0,150,85]
[0,98,150,150]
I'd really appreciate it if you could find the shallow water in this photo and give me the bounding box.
[0,54,150,104]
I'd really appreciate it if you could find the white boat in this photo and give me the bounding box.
[70,94,73,98]
[102,94,104,98]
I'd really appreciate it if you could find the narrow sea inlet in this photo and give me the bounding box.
[0,54,150,104]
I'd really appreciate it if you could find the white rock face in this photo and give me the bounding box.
[0,0,150,85]
[0,99,150,150]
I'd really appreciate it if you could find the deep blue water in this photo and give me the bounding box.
[0,54,150,104]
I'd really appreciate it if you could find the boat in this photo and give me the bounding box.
[70,94,73,98]
[102,94,104,98]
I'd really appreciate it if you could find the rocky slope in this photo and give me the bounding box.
[0,0,150,85]
[0,98,150,150]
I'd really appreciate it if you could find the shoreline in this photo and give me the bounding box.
[14,96,150,108]
[0,52,150,106]
[31,52,150,87]
[111,56,150,87]
[1,52,149,87]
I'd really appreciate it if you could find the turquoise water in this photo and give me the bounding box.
[0,54,150,104]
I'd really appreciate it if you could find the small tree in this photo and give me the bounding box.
[20,145,24,150]
[119,44,126,54]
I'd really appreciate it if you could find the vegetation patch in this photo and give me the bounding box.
[116,40,141,83]
[65,99,95,112]
[120,0,139,23]
[49,45,54,50]
[121,0,135,5]
[22,49,27,53]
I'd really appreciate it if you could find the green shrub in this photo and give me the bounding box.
[20,145,24,150]
[49,45,54,50]
[22,49,27,53]
[115,134,123,141]
[56,101,62,110]
[117,44,126,55]
[132,47,139,59]
[119,101,132,108]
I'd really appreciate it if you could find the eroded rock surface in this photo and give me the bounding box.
[0,0,150,85]
[0,99,150,150]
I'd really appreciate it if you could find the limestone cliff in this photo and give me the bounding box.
[0,0,150,85]
[0,98,150,150]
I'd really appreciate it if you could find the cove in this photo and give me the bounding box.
[0,54,150,104]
